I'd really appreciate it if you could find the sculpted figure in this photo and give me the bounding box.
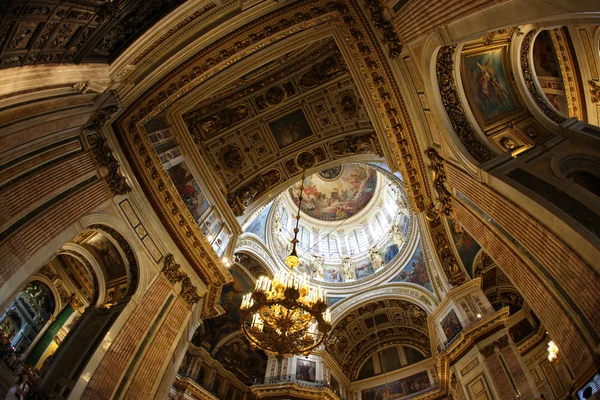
[391,222,405,246]
[312,255,324,279]
[369,246,384,270]
[341,256,354,281]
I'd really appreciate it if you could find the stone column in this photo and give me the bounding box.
[21,315,55,360]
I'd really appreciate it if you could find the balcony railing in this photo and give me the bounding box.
[252,375,344,399]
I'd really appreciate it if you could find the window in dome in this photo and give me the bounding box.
[319,234,339,256]
[298,225,311,250]
[358,357,375,380]
[404,346,425,365]
[370,212,387,241]
[347,229,368,254]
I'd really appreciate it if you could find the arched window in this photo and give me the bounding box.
[298,225,311,250]
[347,229,368,254]
[370,212,387,240]
[319,234,339,256]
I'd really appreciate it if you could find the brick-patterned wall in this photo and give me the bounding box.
[82,275,172,399]
[392,0,509,45]
[0,179,109,287]
[452,199,592,373]
[124,296,190,398]
[501,346,535,399]
[0,152,96,227]
[484,354,515,399]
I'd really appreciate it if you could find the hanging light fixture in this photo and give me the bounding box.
[240,152,331,358]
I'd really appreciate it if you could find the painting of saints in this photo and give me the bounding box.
[463,49,518,126]
[296,360,316,382]
[441,309,463,342]
[324,267,343,282]
[167,162,210,221]
[391,246,432,291]
[383,243,399,264]
[354,261,374,280]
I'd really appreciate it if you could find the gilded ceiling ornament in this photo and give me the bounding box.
[222,145,244,171]
[425,148,453,220]
[519,30,566,124]
[501,137,516,150]
[433,231,466,286]
[328,134,383,158]
[436,46,495,164]
[190,105,250,143]
[227,169,282,216]
[337,91,359,117]
[299,54,346,88]
[91,137,132,197]
[590,80,600,103]
[264,86,286,105]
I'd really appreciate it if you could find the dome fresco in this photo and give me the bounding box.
[288,165,377,221]
[253,162,415,285]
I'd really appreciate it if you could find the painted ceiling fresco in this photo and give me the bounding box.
[288,165,378,221]
[85,232,127,281]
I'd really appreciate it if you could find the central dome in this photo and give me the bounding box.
[288,165,377,221]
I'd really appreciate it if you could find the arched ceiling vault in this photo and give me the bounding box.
[113,0,435,309]
[325,299,430,380]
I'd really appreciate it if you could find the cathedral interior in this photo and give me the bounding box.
[0,0,599,399]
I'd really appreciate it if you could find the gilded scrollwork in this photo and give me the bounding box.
[363,0,402,58]
[92,137,132,196]
[425,148,452,220]
[227,169,282,216]
[436,46,495,164]
[162,254,202,307]
[328,133,383,158]
[189,105,250,143]
[86,105,119,132]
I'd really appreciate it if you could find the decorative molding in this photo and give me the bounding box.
[425,148,452,220]
[363,0,402,58]
[436,46,495,164]
[86,105,119,132]
[91,137,131,196]
[161,254,203,307]
[519,30,566,124]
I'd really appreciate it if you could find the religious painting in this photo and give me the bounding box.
[269,109,313,149]
[297,258,312,276]
[509,318,535,344]
[214,336,267,385]
[354,260,374,280]
[167,161,210,221]
[449,219,481,278]
[324,266,343,283]
[245,203,271,242]
[462,47,519,127]
[441,309,463,342]
[361,370,431,400]
[383,241,399,264]
[192,266,253,350]
[296,359,316,382]
[391,244,432,291]
[86,233,127,280]
[289,165,377,221]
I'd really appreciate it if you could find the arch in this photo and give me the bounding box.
[58,244,107,308]
[26,274,62,319]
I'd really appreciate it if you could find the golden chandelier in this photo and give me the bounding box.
[239,152,331,358]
